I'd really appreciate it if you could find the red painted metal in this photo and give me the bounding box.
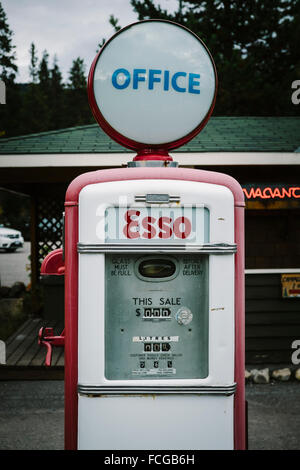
[66,167,245,206]
[39,249,65,366]
[64,166,246,450]
[38,327,65,367]
[40,248,64,275]
[233,204,246,450]
[87,19,218,154]
[64,202,79,450]
[133,149,173,161]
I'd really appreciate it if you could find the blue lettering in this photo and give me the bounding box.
[111,68,131,89]
[149,69,162,90]
[188,73,200,94]
[171,72,187,93]
[133,69,146,89]
[163,70,170,91]
[111,68,200,94]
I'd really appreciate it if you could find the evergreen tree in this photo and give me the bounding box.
[21,44,41,134]
[65,57,92,127]
[68,57,86,90]
[38,50,50,91]
[0,1,20,137]
[109,14,121,32]
[29,42,38,84]
[96,15,121,53]
[50,55,63,91]
[20,51,65,135]
[0,1,17,83]
[96,39,106,53]
[130,0,300,116]
[32,49,52,131]
[49,55,65,129]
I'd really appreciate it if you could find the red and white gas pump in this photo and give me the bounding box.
[39,19,246,451]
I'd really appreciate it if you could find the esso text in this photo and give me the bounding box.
[123,209,193,240]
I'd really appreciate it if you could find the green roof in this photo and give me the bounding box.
[0,117,299,154]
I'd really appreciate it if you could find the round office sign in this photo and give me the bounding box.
[88,20,217,151]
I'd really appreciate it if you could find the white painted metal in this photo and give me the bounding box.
[92,21,216,145]
[78,179,235,449]
[246,268,300,274]
[78,394,234,450]
[1,152,298,167]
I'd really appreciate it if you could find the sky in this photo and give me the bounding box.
[2,0,179,83]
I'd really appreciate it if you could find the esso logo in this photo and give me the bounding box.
[123,210,192,240]
[88,20,217,150]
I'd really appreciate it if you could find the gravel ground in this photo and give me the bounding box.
[246,381,300,450]
[0,380,299,450]
[0,380,64,450]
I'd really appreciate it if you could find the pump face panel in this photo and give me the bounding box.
[77,178,238,450]
[105,253,209,380]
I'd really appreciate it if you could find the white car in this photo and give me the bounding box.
[0,227,24,252]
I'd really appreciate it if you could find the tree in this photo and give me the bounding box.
[96,38,106,53]
[50,55,63,91]
[0,2,22,138]
[0,1,17,83]
[26,49,52,132]
[96,15,122,52]
[38,50,50,90]
[109,14,121,32]
[49,55,66,129]
[68,57,86,90]
[130,0,300,116]
[65,57,92,127]
[20,44,42,134]
[29,42,38,84]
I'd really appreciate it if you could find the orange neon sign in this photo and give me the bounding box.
[243,186,300,199]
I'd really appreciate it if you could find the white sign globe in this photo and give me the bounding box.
[88,20,217,150]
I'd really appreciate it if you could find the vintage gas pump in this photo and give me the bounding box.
[39,19,246,450]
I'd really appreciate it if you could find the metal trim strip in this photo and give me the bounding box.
[134,194,181,203]
[77,383,237,396]
[245,268,300,274]
[77,242,237,254]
